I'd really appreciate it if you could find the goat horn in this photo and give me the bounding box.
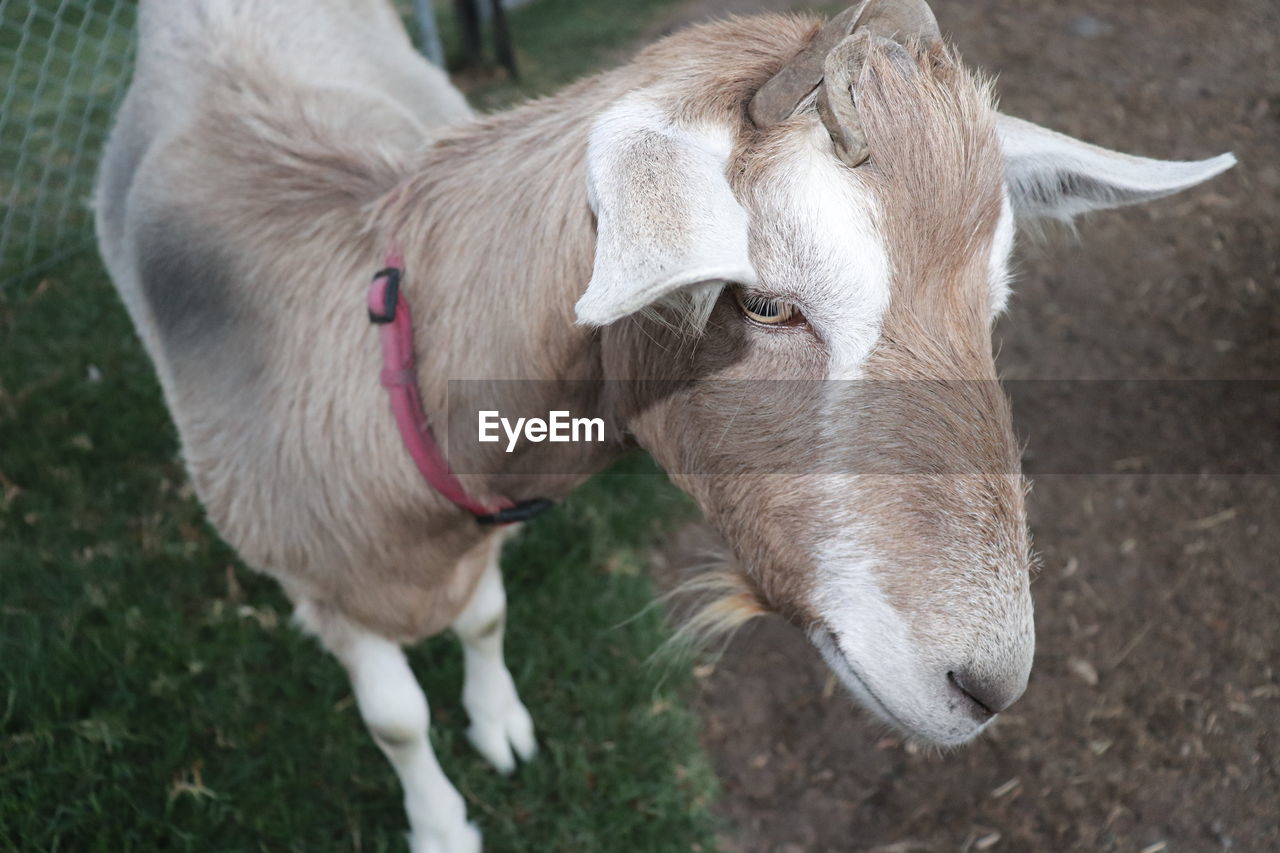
[860,0,941,44]
[747,2,867,127]
[816,32,873,167]
[747,0,942,129]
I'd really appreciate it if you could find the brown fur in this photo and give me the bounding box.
[607,38,1027,637]
[84,7,1243,842]
[840,42,1029,641]
[97,7,1024,653]
[98,12,828,641]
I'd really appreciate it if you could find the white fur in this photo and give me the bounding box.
[135,0,471,134]
[988,194,1016,314]
[295,531,536,848]
[790,129,1024,745]
[997,114,1236,222]
[451,554,537,774]
[576,97,758,326]
[296,604,481,853]
[753,123,893,379]
[809,531,996,746]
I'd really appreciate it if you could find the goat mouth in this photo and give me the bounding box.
[810,627,912,734]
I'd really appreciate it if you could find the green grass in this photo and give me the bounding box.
[432,0,684,109]
[0,262,714,852]
[0,1,721,850]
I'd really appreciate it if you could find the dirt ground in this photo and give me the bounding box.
[647,1,1280,851]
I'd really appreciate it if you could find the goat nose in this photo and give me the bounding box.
[947,669,1024,720]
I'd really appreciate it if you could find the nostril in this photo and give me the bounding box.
[947,670,1006,719]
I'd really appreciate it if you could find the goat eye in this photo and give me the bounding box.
[732,287,802,326]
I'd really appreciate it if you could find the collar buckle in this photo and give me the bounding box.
[475,498,556,526]
[368,267,402,324]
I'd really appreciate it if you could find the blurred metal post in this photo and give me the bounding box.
[413,0,446,66]
[489,0,518,79]
[453,0,483,67]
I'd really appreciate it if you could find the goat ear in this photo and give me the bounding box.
[575,99,757,327]
[997,114,1235,222]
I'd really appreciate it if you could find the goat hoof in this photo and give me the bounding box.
[409,819,481,853]
[467,700,537,774]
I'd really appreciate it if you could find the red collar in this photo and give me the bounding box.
[366,254,552,525]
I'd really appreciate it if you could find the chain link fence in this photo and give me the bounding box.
[0,0,136,290]
[0,0,464,293]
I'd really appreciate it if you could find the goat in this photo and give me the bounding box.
[94,1,1233,849]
